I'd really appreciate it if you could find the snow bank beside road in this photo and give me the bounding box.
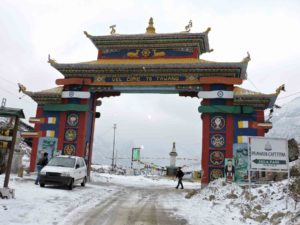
[163,178,300,225]
[91,171,201,189]
[0,174,119,225]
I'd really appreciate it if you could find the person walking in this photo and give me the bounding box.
[35,152,48,185]
[175,167,184,189]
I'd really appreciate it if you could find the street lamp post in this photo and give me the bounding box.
[111,124,117,171]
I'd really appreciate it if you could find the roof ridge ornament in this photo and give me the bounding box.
[242,52,251,63]
[146,17,156,34]
[83,31,91,38]
[109,25,116,35]
[18,83,27,93]
[185,20,193,32]
[204,27,211,34]
[48,54,57,64]
[276,84,286,95]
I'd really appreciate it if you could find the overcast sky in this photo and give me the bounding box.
[1,0,300,166]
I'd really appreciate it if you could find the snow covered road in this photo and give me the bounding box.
[74,187,188,225]
[1,173,299,225]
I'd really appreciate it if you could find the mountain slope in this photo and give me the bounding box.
[267,96,300,142]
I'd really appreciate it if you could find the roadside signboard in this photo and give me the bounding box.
[250,137,288,171]
[233,143,249,182]
[132,148,140,161]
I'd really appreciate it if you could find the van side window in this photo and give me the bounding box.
[79,158,85,167]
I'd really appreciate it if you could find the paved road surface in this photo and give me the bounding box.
[75,185,187,225]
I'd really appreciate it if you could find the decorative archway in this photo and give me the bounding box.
[20,18,282,184]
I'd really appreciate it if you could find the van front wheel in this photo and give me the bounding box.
[81,177,86,187]
[68,179,74,190]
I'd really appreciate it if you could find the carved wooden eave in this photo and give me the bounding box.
[50,58,249,80]
[233,87,280,109]
[19,84,63,105]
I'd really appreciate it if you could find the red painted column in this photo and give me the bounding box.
[57,111,66,151]
[87,97,97,175]
[225,85,234,158]
[76,111,89,157]
[201,84,210,184]
[226,114,234,158]
[256,110,265,136]
[29,106,43,172]
[76,86,90,157]
[201,113,210,184]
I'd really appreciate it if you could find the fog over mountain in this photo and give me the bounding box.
[267,97,300,142]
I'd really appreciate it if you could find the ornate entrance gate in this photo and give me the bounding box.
[20,18,282,184]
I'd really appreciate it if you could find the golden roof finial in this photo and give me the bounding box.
[146,17,156,34]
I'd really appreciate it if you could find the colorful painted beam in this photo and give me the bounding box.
[198,90,233,99]
[21,131,41,138]
[56,78,93,85]
[200,77,242,85]
[237,136,249,144]
[44,104,89,112]
[238,121,272,129]
[92,80,202,86]
[198,105,254,114]
[21,130,55,138]
[61,91,91,99]
[29,117,57,124]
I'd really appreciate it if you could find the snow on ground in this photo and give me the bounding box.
[91,171,200,189]
[1,170,299,225]
[163,178,300,225]
[0,174,120,225]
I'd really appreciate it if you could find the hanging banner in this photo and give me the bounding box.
[61,91,91,99]
[132,148,141,161]
[250,137,288,170]
[197,90,234,99]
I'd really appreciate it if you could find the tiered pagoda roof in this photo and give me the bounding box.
[19,18,283,109]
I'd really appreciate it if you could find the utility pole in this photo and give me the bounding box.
[111,124,117,171]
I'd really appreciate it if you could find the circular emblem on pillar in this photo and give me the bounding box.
[63,144,75,155]
[67,113,79,127]
[211,134,225,148]
[217,90,224,98]
[64,129,77,142]
[141,49,151,57]
[211,116,225,130]
[209,151,225,165]
[209,168,224,181]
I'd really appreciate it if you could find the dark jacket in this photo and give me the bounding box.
[37,157,48,167]
[176,169,184,179]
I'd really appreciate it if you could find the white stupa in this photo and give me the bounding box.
[169,142,178,168]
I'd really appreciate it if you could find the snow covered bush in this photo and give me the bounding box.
[289,178,300,210]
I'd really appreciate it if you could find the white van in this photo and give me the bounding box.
[39,155,87,190]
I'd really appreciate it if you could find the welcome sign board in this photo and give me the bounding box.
[250,137,288,170]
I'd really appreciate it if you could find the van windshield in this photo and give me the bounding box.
[48,157,76,168]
